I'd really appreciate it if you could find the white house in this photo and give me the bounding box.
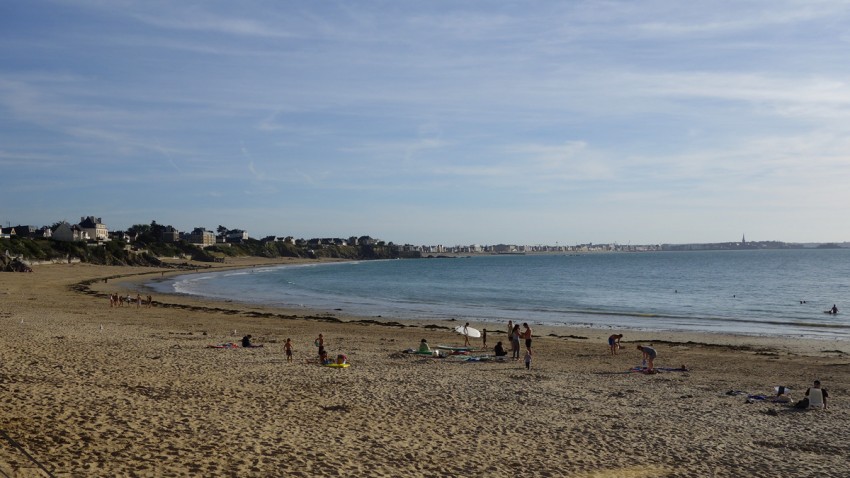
[79,216,108,241]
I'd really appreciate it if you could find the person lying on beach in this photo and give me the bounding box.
[774,385,792,403]
[608,334,623,355]
[241,334,263,348]
[637,345,657,372]
[418,339,431,353]
[494,341,507,357]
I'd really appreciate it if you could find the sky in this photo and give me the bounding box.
[2,0,850,246]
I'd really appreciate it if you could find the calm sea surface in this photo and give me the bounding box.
[149,249,850,339]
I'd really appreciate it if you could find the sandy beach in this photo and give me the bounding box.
[1,260,849,477]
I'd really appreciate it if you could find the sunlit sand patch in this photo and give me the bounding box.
[571,465,673,478]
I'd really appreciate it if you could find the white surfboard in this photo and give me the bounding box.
[454,325,481,338]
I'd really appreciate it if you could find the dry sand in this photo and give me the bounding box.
[1,260,849,477]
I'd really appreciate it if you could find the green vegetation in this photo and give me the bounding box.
[1,236,404,267]
[0,237,159,266]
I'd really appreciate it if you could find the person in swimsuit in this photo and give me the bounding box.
[284,338,293,362]
[463,323,471,347]
[608,334,623,355]
[522,323,533,353]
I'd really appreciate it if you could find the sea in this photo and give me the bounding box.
[148,249,850,340]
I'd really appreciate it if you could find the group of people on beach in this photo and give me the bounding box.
[609,333,659,372]
[501,320,533,368]
[232,332,343,365]
[109,292,152,308]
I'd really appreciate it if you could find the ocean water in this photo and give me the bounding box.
[149,249,850,339]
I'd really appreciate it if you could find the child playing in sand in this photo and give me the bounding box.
[284,338,293,362]
[524,350,532,370]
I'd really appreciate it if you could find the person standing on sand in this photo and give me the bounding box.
[284,338,293,362]
[522,323,533,353]
[637,345,657,372]
[524,350,532,370]
[463,323,471,347]
[511,324,521,360]
[482,328,487,348]
[507,320,513,338]
[608,334,623,355]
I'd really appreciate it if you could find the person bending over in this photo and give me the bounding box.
[637,345,657,372]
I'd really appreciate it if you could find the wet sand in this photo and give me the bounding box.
[1,260,848,477]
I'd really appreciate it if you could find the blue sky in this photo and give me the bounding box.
[2,1,850,246]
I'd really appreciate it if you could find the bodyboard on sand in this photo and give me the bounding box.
[324,363,350,368]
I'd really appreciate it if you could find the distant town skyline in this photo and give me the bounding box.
[5,216,847,253]
[3,2,850,245]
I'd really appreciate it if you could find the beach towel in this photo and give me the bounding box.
[207,342,239,349]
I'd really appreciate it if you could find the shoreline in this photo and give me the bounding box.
[105,259,850,356]
[2,261,849,476]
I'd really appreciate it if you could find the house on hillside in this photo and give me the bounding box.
[161,225,180,243]
[11,225,35,238]
[53,222,90,242]
[226,229,249,243]
[79,216,108,241]
[35,226,52,239]
[185,227,215,247]
[0,227,15,239]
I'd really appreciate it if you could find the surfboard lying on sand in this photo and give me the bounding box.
[436,344,474,351]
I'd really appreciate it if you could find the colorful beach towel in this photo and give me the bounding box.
[207,342,240,349]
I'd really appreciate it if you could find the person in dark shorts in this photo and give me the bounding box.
[522,323,533,353]
[284,338,293,362]
[637,345,657,372]
[608,334,623,355]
